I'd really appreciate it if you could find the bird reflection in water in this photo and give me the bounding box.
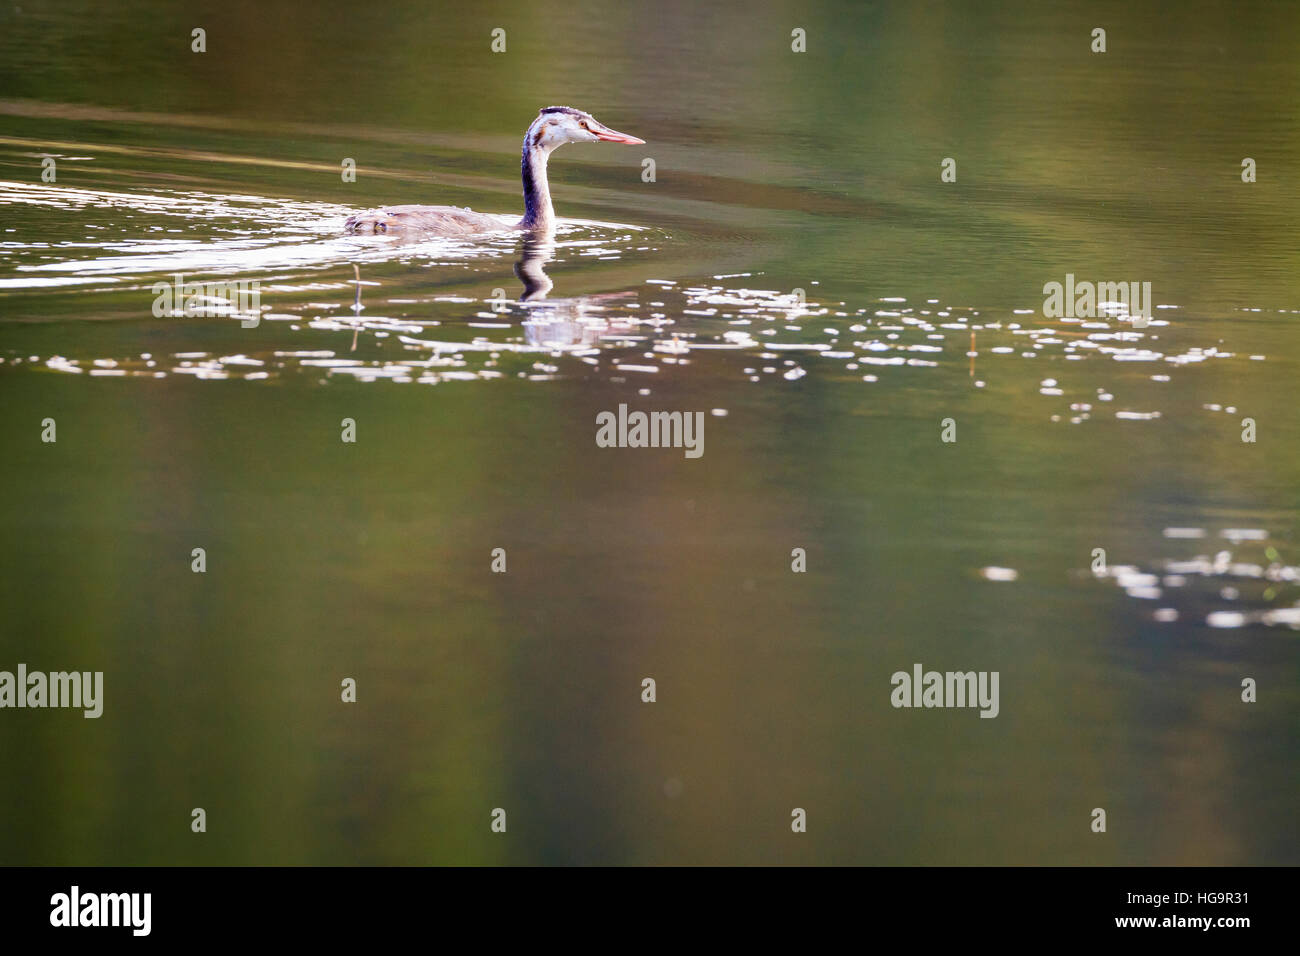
[515,234,556,301]
[343,233,646,352]
[514,234,642,349]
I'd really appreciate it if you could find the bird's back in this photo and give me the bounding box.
[344,205,519,236]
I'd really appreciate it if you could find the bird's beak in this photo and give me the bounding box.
[592,122,645,145]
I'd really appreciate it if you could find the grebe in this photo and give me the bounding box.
[344,106,644,236]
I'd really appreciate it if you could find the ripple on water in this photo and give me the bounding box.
[0,180,647,288]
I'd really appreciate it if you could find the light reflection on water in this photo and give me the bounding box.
[0,181,1266,416]
[4,182,1295,641]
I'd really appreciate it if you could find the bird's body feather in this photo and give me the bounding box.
[344,205,518,235]
[343,107,643,238]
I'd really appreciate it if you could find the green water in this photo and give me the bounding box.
[0,0,1296,865]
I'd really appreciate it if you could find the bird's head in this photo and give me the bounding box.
[528,106,645,151]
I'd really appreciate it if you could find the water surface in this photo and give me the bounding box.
[0,0,1297,865]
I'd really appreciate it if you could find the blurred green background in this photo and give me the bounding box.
[0,0,1296,864]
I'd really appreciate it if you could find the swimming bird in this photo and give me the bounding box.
[344,107,644,236]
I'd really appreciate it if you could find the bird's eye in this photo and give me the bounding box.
[580,121,589,130]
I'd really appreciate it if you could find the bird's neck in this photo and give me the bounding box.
[520,134,555,232]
